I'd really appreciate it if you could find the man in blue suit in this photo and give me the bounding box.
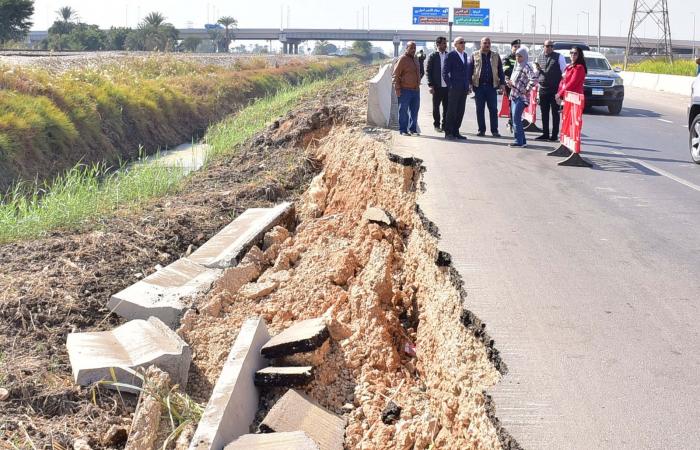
[442,37,473,140]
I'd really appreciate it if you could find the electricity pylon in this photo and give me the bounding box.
[624,0,673,69]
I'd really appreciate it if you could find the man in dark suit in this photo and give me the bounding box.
[442,36,472,140]
[426,36,449,132]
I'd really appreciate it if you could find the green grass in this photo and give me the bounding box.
[0,68,360,244]
[0,158,184,244]
[626,59,698,77]
[0,57,354,189]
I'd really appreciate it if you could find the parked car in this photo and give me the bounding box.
[689,73,700,164]
[564,50,625,115]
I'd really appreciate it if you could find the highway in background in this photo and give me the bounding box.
[393,85,700,449]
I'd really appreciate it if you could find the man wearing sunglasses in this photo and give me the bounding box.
[535,40,567,142]
[442,37,473,140]
[470,37,506,137]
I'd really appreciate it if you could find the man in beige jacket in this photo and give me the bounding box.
[392,41,422,136]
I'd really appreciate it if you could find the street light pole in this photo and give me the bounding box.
[693,13,697,58]
[577,13,580,37]
[598,0,602,52]
[528,4,537,50]
[549,0,554,41]
[581,10,590,46]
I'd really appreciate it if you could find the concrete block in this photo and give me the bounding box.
[254,366,314,387]
[260,317,329,359]
[189,318,271,450]
[66,317,191,393]
[621,71,696,97]
[367,64,393,128]
[108,258,221,327]
[188,203,294,270]
[224,431,320,450]
[259,389,346,450]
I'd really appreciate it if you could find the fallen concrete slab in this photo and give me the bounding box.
[66,317,191,393]
[260,317,329,359]
[188,203,294,270]
[224,431,320,450]
[189,318,270,450]
[259,389,345,450]
[108,258,221,328]
[254,366,314,387]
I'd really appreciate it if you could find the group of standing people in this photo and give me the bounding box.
[392,36,589,148]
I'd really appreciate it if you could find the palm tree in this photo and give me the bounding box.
[56,6,76,23]
[138,12,178,52]
[217,16,237,52]
[143,12,166,28]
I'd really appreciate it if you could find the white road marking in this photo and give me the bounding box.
[657,119,673,124]
[626,157,700,193]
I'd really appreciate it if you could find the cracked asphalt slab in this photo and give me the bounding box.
[392,84,700,449]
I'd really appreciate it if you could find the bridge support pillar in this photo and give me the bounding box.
[393,42,400,57]
[282,42,288,54]
[293,43,299,54]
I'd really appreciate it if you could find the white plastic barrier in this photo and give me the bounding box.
[620,71,696,97]
[367,63,393,128]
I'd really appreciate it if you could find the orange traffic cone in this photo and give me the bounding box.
[498,94,510,118]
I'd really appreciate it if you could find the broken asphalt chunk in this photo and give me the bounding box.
[254,366,314,387]
[381,401,402,425]
[260,317,330,359]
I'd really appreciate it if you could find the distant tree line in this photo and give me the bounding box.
[0,1,240,53]
[0,0,34,44]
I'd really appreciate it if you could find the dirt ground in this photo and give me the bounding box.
[0,69,367,449]
[182,124,508,449]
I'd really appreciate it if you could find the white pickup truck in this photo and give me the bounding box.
[690,73,700,164]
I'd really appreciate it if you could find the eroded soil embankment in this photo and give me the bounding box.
[184,125,508,448]
[0,72,363,448]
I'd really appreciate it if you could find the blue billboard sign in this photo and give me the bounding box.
[453,8,490,26]
[412,7,449,25]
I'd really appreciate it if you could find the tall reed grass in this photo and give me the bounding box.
[626,59,697,77]
[0,57,354,190]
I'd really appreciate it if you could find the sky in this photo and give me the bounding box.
[29,0,698,42]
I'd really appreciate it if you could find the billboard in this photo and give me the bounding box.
[462,0,481,7]
[454,8,490,26]
[412,7,449,25]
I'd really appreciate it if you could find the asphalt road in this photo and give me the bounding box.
[393,85,700,449]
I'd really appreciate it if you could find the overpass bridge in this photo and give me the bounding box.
[28,28,696,56]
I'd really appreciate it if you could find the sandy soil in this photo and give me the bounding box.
[181,128,506,448]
